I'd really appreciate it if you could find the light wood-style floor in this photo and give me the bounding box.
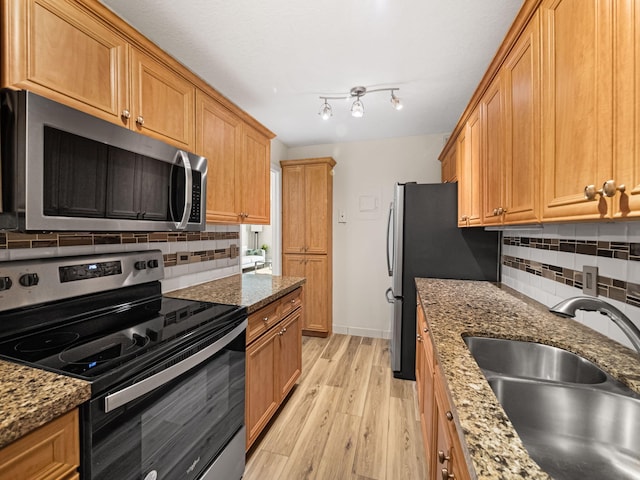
[244,334,427,480]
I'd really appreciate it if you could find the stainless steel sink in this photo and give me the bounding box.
[463,336,607,384]
[463,335,640,479]
[488,376,640,480]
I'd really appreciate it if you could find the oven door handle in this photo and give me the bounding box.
[104,319,247,413]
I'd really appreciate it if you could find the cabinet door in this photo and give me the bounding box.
[130,47,195,149]
[0,409,79,480]
[458,108,483,226]
[612,1,640,218]
[481,76,504,225]
[2,0,129,124]
[305,164,332,255]
[503,13,541,224]
[245,328,279,449]
[441,145,457,183]
[196,91,242,223]
[277,309,302,400]
[282,166,307,253]
[303,255,330,336]
[239,124,270,224]
[540,0,614,221]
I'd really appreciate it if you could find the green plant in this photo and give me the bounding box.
[261,244,269,252]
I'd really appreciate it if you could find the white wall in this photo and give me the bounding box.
[287,134,445,338]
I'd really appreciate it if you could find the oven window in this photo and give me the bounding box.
[89,346,244,480]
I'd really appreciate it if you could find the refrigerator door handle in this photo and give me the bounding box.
[385,287,395,303]
[386,201,394,276]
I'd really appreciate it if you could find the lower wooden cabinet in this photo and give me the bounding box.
[283,254,331,336]
[0,409,80,480]
[416,304,470,480]
[245,288,303,450]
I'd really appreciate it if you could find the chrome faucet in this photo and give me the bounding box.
[549,296,640,354]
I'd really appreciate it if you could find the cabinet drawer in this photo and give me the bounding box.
[247,302,280,345]
[278,288,302,319]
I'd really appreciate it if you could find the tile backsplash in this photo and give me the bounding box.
[0,225,241,292]
[501,222,640,351]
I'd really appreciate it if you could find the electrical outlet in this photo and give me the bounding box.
[583,265,598,296]
[338,210,347,223]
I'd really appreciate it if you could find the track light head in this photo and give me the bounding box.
[390,90,403,110]
[319,98,332,120]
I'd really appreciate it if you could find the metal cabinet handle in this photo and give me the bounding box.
[446,411,454,421]
[438,450,451,463]
[416,334,422,342]
[423,327,428,333]
[136,115,145,126]
[584,184,604,200]
[602,179,626,197]
[121,109,131,119]
[441,468,455,480]
[263,316,269,322]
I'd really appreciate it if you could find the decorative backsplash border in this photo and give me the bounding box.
[164,246,239,267]
[502,254,640,308]
[504,236,640,261]
[0,231,239,250]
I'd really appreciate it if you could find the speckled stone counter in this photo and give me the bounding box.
[0,360,90,449]
[166,274,306,313]
[416,278,640,480]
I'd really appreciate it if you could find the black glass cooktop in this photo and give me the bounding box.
[0,282,244,387]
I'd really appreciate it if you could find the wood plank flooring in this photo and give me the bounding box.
[244,334,427,480]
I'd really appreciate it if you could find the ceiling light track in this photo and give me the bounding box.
[318,86,402,119]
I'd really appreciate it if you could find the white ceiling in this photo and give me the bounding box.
[100,0,524,147]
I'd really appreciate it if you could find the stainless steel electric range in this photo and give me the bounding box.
[0,250,247,480]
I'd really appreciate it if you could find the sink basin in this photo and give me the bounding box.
[463,336,607,384]
[489,376,640,480]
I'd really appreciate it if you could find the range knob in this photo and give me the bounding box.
[0,277,12,292]
[134,261,147,271]
[19,273,39,287]
[147,259,159,269]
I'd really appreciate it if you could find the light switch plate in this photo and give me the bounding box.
[583,265,598,296]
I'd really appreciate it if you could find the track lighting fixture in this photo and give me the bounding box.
[318,86,402,119]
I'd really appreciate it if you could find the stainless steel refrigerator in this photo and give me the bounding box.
[385,182,500,380]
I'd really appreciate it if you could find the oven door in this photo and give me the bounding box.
[82,320,246,480]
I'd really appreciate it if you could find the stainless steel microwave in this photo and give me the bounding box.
[0,90,207,232]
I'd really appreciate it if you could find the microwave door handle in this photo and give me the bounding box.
[104,319,247,413]
[174,150,193,230]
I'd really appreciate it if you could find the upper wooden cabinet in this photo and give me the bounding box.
[611,0,640,219]
[502,12,541,224]
[281,158,336,254]
[480,75,505,225]
[1,0,129,124]
[239,124,271,225]
[197,91,243,224]
[129,47,195,148]
[457,107,482,227]
[441,0,640,225]
[440,143,457,183]
[197,92,271,224]
[540,0,614,221]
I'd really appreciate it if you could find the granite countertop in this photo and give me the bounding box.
[166,273,306,313]
[416,278,640,480]
[0,360,91,449]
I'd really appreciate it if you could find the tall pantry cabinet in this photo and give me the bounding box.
[281,158,336,337]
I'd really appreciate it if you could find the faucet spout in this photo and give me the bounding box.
[549,296,640,355]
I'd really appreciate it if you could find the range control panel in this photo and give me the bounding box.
[0,250,164,312]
